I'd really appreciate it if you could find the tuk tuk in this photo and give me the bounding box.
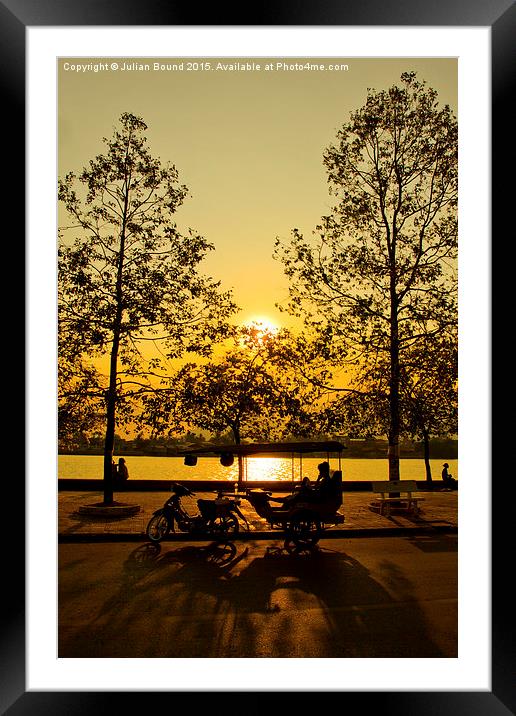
[180,440,346,548]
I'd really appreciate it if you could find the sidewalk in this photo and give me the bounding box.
[58,488,458,541]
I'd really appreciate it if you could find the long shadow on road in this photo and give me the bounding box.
[59,540,453,658]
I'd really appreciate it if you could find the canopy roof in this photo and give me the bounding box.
[177,440,346,457]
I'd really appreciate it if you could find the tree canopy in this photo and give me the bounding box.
[275,73,458,479]
[58,112,237,501]
[142,325,327,445]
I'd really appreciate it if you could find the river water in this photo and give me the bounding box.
[58,455,458,483]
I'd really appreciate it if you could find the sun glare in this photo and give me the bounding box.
[244,316,279,333]
[241,316,280,346]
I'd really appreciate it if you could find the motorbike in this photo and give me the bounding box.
[146,482,248,543]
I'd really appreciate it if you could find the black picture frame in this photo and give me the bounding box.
[9,0,512,712]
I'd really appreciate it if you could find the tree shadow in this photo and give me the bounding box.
[59,540,453,659]
[405,533,458,553]
[59,512,135,537]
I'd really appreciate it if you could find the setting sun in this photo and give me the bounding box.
[240,316,281,346]
[244,316,279,333]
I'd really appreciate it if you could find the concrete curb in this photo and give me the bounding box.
[58,524,457,543]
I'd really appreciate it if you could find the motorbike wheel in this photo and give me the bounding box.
[146,513,170,543]
[285,513,322,549]
[209,513,239,540]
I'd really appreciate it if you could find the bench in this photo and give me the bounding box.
[370,480,424,517]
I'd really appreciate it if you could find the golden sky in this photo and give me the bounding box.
[58,57,457,329]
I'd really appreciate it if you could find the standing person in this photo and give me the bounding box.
[117,457,129,481]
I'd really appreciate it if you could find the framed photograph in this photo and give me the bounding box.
[12,0,512,710]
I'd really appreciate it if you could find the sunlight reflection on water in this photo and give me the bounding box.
[58,455,458,483]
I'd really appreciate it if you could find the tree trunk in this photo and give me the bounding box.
[102,166,130,504]
[388,280,401,483]
[422,429,432,482]
[103,333,120,505]
[231,425,244,485]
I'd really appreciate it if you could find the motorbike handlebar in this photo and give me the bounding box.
[170,482,196,497]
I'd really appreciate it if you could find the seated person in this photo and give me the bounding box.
[117,457,129,481]
[441,463,456,489]
[272,462,332,506]
[313,461,332,493]
[112,457,129,484]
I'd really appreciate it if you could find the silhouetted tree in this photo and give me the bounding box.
[59,113,237,503]
[58,356,104,450]
[276,73,458,480]
[143,324,325,480]
[400,332,458,481]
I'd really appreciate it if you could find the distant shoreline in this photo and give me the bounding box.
[58,450,458,460]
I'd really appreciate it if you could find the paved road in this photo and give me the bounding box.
[59,534,457,659]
